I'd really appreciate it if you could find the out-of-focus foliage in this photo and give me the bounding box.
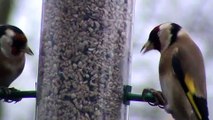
[0,0,14,24]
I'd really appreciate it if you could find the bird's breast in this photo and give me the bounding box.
[159,48,194,119]
[0,54,25,87]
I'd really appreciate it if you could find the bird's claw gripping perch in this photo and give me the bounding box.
[142,88,167,108]
[0,87,22,103]
[123,85,167,109]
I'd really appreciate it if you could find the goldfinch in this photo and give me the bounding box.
[0,25,33,87]
[141,23,209,120]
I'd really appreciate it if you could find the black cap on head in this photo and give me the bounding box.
[0,25,24,36]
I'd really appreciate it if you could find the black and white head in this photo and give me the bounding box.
[141,23,182,53]
[0,25,33,58]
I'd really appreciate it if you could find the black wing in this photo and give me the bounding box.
[172,53,209,120]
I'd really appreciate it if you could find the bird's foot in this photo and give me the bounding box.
[142,88,167,108]
[0,87,22,103]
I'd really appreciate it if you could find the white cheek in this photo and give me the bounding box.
[5,29,15,38]
[159,30,172,52]
[0,35,13,57]
[1,35,13,46]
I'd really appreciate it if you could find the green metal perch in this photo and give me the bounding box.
[0,88,36,102]
[123,85,167,108]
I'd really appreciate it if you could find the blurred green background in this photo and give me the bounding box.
[0,0,212,120]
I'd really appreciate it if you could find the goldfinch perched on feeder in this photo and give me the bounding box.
[141,23,209,120]
[0,25,33,87]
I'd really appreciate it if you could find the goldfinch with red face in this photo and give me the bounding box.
[141,23,209,120]
[0,25,33,87]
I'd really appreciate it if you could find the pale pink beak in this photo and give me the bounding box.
[141,41,153,54]
[24,46,34,55]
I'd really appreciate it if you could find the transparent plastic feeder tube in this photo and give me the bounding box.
[36,0,134,119]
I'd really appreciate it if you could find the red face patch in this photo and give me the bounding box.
[14,34,27,43]
[11,34,27,56]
